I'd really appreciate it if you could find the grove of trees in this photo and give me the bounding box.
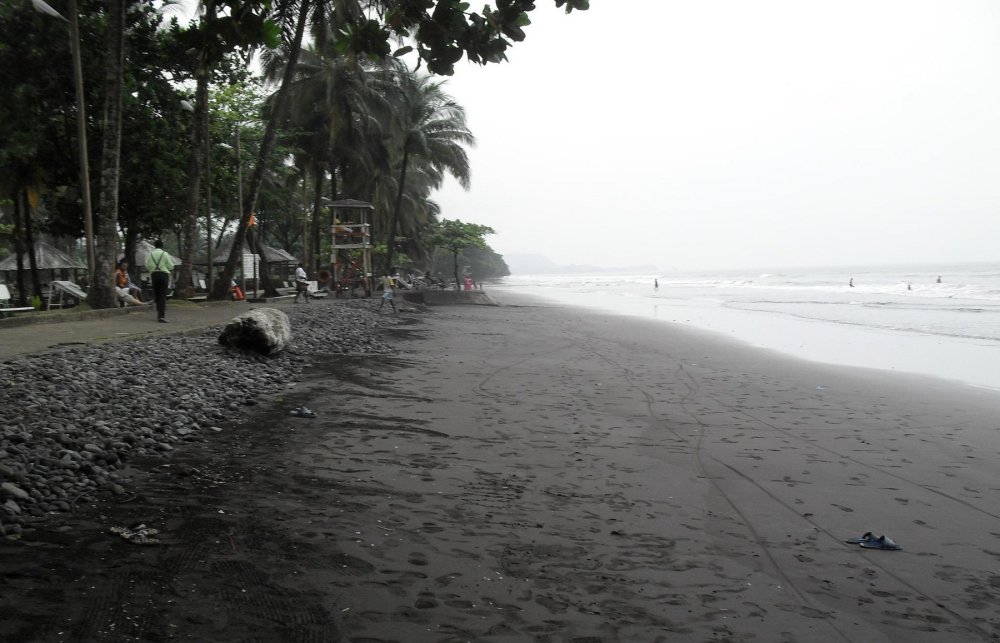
[0,0,586,308]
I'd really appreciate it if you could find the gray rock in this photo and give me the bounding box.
[0,299,394,530]
[218,308,292,355]
[0,482,29,500]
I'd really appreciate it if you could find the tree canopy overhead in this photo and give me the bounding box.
[345,0,589,75]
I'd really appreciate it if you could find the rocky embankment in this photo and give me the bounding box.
[0,301,394,539]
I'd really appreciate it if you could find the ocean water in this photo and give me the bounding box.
[492,263,1000,392]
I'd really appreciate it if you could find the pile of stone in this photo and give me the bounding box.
[0,300,394,538]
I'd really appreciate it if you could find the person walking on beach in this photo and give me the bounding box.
[145,239,173,323]
[293,263,309,303]
[849,278,854,288]
[654,278,659,290]
[379,272,396,312]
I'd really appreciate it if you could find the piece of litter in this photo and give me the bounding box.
[110,525,161,545]
[290,406,317,418]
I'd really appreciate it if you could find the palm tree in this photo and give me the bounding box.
[91,0,127,309]
[272,16,402,273]
[210,0,312,300]
[380,62,474,274]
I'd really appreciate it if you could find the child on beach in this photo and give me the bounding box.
[379,273,396,312]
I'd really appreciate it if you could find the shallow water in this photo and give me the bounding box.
[495,262,1000,392]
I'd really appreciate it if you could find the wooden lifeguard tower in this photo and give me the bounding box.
[329,199,374,296]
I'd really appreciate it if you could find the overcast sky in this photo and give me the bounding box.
[430,1,1000,271]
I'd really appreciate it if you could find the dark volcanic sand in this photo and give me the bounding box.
[2,297,1000,642]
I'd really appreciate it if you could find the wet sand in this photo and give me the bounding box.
[2,294,1000,641]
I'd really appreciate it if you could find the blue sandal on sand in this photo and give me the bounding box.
[845,532,878,545]
[859,535,902,550]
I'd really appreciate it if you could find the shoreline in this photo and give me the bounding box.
[2,295,999,640]
[490,282,1000,394]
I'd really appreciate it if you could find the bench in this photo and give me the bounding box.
[0,284,36,318]
[48,280,87,310]
[307,281,328,299]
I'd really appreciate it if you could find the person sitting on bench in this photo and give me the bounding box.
[115,259,144,302]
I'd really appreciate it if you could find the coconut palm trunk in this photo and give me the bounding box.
[311,163,325,274]
[210,0,310,300]
[384,146,409,275]
[177,42,211,300]
[92,0,126,309]
[19,190,43,302]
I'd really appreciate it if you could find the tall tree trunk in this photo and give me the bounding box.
[92,0,125,309]
[11,189,27,306]
[123,226,137,277]
[177,63,209,299]
[301,167,309,271]
[204,107,214,291]
[384,147,409,275]
[210,0,310,300]
[22,190,42,300]
[311,163,324,274]
[326,166,339,275]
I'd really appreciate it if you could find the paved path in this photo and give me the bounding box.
[0,296,335,360]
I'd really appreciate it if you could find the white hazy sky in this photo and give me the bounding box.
[432,0,1000,271]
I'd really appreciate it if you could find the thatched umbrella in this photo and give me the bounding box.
[0,240,85,271]
[0,240,87,294]
[203,238,298,264]
[198,238,299,287]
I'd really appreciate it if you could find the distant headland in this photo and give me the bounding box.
[504,253,658,275]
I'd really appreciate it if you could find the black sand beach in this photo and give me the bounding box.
[2,293,999,641]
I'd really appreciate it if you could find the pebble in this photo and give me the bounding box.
[0,300,395,536]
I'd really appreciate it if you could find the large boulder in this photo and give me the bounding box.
[218,308,291,355]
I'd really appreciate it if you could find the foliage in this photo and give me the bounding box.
[424,218,494,288]
[381,61,474,273]
[363,0,590,75]
[0,0,585,301]
[431,242,509,281]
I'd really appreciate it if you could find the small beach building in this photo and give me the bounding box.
[0,240,87,295]
[199,237,298,289]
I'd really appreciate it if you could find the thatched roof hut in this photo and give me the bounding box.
[134,241,182,268]
[199,238,298,265]
[0,240,85,271]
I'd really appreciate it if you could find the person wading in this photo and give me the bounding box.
[145,239,174,323]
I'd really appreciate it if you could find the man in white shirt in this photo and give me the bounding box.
[294,263,309,303]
